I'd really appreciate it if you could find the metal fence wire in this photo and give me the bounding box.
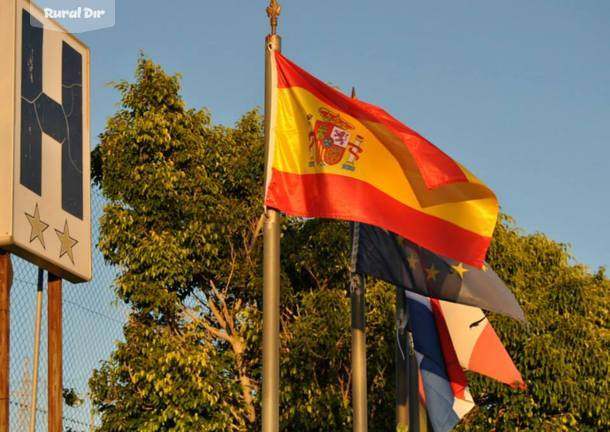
[9,187,129,431]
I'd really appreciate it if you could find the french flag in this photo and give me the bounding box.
[407,292,475,432]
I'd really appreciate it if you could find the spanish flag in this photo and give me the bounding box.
[265,52,498,267]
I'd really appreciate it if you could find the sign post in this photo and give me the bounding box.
[0,252,12,431]
[48,274,62,432]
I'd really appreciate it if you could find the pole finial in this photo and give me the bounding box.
[266,0,281,35]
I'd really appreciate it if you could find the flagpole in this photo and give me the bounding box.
[350,222,368,432]
[404,302,427,432]
[395,287,409,431]
[407,331,421,432]
[263,2,282,432]
[350,88,368,432]
[351,272,367,432]
[419,401,430,432]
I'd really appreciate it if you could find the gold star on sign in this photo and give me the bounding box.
[425,264,440,281]
[407,252,419,270]
[55,220,78,264]
[451,262,469,279]
[25,204,49,248]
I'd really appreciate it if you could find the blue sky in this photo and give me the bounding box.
[76,0,609,270]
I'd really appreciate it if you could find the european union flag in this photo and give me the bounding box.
[352,223,525,321]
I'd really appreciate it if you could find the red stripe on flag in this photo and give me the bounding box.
[275,52,469,189]
[430,299,469,399]
[265,169,489,267]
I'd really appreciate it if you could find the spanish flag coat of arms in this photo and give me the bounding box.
[265,52,498,267]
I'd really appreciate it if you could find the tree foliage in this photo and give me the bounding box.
[90,57,609,431]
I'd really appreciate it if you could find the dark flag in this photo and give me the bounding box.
[353,223,525,322]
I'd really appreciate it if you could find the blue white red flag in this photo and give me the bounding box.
[407,292,475,432]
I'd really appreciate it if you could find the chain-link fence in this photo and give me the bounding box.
[9,187,128,431]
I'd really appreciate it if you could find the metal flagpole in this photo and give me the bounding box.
[350,222,368,432]
[395,286,409,431]
[263,2,282,432]
[404,296,427,432]
[350,91,368,432]
[407,330,422,432]
[418,401,430,432]
[351,273,367,432]
[29,268,44,432]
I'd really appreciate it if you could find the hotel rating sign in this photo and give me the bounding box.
[0,0,91,282]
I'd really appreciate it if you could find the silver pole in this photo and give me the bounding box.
[351,273,367,432]
[29,268,44,432]
[395,287,409,430]
[404,296,427,432]
[262,3,282,430]
[262,209,281,432]
[350,223,368,432]
[407,329,421,432]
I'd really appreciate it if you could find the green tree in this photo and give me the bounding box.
[90,56,266,431]
[90,57,609,431]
